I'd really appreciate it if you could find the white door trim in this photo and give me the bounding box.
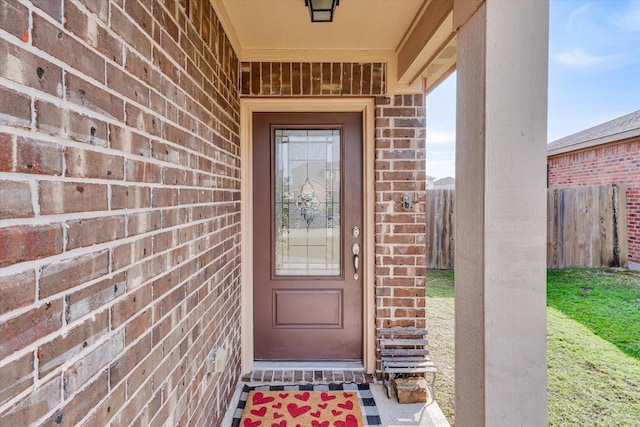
[240,98,376,373]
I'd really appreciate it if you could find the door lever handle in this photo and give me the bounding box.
[352,242,360,279]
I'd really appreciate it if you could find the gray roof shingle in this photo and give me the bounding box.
[548,109,640,151]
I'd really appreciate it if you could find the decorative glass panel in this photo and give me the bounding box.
[274,129,341,276]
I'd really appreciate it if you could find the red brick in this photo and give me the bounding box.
[111,286,152,328]
[35,100,108,147]
[153,1,179,42]
[64,147,124,180]
[0,84,31,128]
[66,272,126,323]
[0,37,63,97]
[109,124,151,157]
[106,63,149,106]
[0,351,33,407]
[0,375,61,426]
[110,5,151,58]
[0,270,35,316]
[124,0,153,38]
[0,180,34,219]
[42,371,108,427]
[125,255,164,289]
[39,181,108,214]
[63,329,124,398]
[125,308,152,345]
[33,14,105,83]
[127,210,161,236]
[0,133,14,171]
[0,223,63,268]
[38,309,109,377]
[65,72,125,119]
[151,187,178,207]
[85,381,125,426]
[31,0,63,21]
[63,0,122,64]
[108,334,151,388]
[125,103,162,136]
[0,299,63,359]
[111,184,151,209]
[0,0,30,41]
[162,166,186,185]
[66,215,125,249]
[15,136,64,175]
[111,236,153,271]
[39,250,109,298]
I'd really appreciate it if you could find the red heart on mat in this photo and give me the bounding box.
[343,392,354,398]
[273,412,284,419]
[333,414,359,427]
[250,407,267,417]
[310,411,321,418]
[294,392,310,402]
[337,401,353,410]
[331,409,343,416]
[312,421,329,427]
[244,419,261,427]
[320,392,336,402]
[271,421,286,427]
[253,392,275,405]
[318,403,328,409]
[279,393,289,399]
[272,403,282,409]
[287,403,311,418]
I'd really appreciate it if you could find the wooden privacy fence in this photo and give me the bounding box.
[547,184,627,269]
[426,184,628,269]
[426,189,455,269]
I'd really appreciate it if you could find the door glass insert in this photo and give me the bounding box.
[274,129,341,276]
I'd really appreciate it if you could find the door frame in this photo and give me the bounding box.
[240,98,376,373]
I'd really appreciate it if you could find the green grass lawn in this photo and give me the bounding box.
[547,268,640,359]
[426,268,640,426]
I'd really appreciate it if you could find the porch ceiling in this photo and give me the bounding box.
[212,0,457,92]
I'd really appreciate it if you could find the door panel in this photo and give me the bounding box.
[253,112,363,360]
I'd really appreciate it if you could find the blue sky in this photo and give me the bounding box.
[425,0,640,180]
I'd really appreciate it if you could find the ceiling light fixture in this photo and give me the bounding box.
[305,0,339,23]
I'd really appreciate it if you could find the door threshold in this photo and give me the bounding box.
[252,361,365,371]
[241,361,374,385]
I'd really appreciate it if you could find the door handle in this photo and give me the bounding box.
[352,242,360,280]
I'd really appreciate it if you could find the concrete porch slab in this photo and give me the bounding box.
[221,375,450,427]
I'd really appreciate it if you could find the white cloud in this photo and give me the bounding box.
[567,3,591,32]
[611,0,640,32]
[553,48,606,68]
[552,48,634,70]
[426,130,456,145]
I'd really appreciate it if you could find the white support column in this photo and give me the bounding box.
[454,1,549,426]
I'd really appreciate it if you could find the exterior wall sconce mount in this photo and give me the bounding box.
[305,0,340,23]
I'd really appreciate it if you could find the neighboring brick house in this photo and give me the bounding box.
[0,1,550,426]
[548,110,640,269]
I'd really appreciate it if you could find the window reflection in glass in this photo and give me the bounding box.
[274,129,341,276]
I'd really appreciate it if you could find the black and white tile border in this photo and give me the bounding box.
[231,383,382,427]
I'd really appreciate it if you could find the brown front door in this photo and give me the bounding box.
[253,112,363,360]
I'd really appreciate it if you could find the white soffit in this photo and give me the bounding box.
[218,0,424,61]
[213,0,457,91]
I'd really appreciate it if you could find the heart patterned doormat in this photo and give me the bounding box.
[231,383,382,427]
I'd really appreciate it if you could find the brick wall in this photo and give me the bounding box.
[0,0,240,426]
[548,137,640,266]
[240,66,427,369]
[240,62,385,96]
[374,95,426,333]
